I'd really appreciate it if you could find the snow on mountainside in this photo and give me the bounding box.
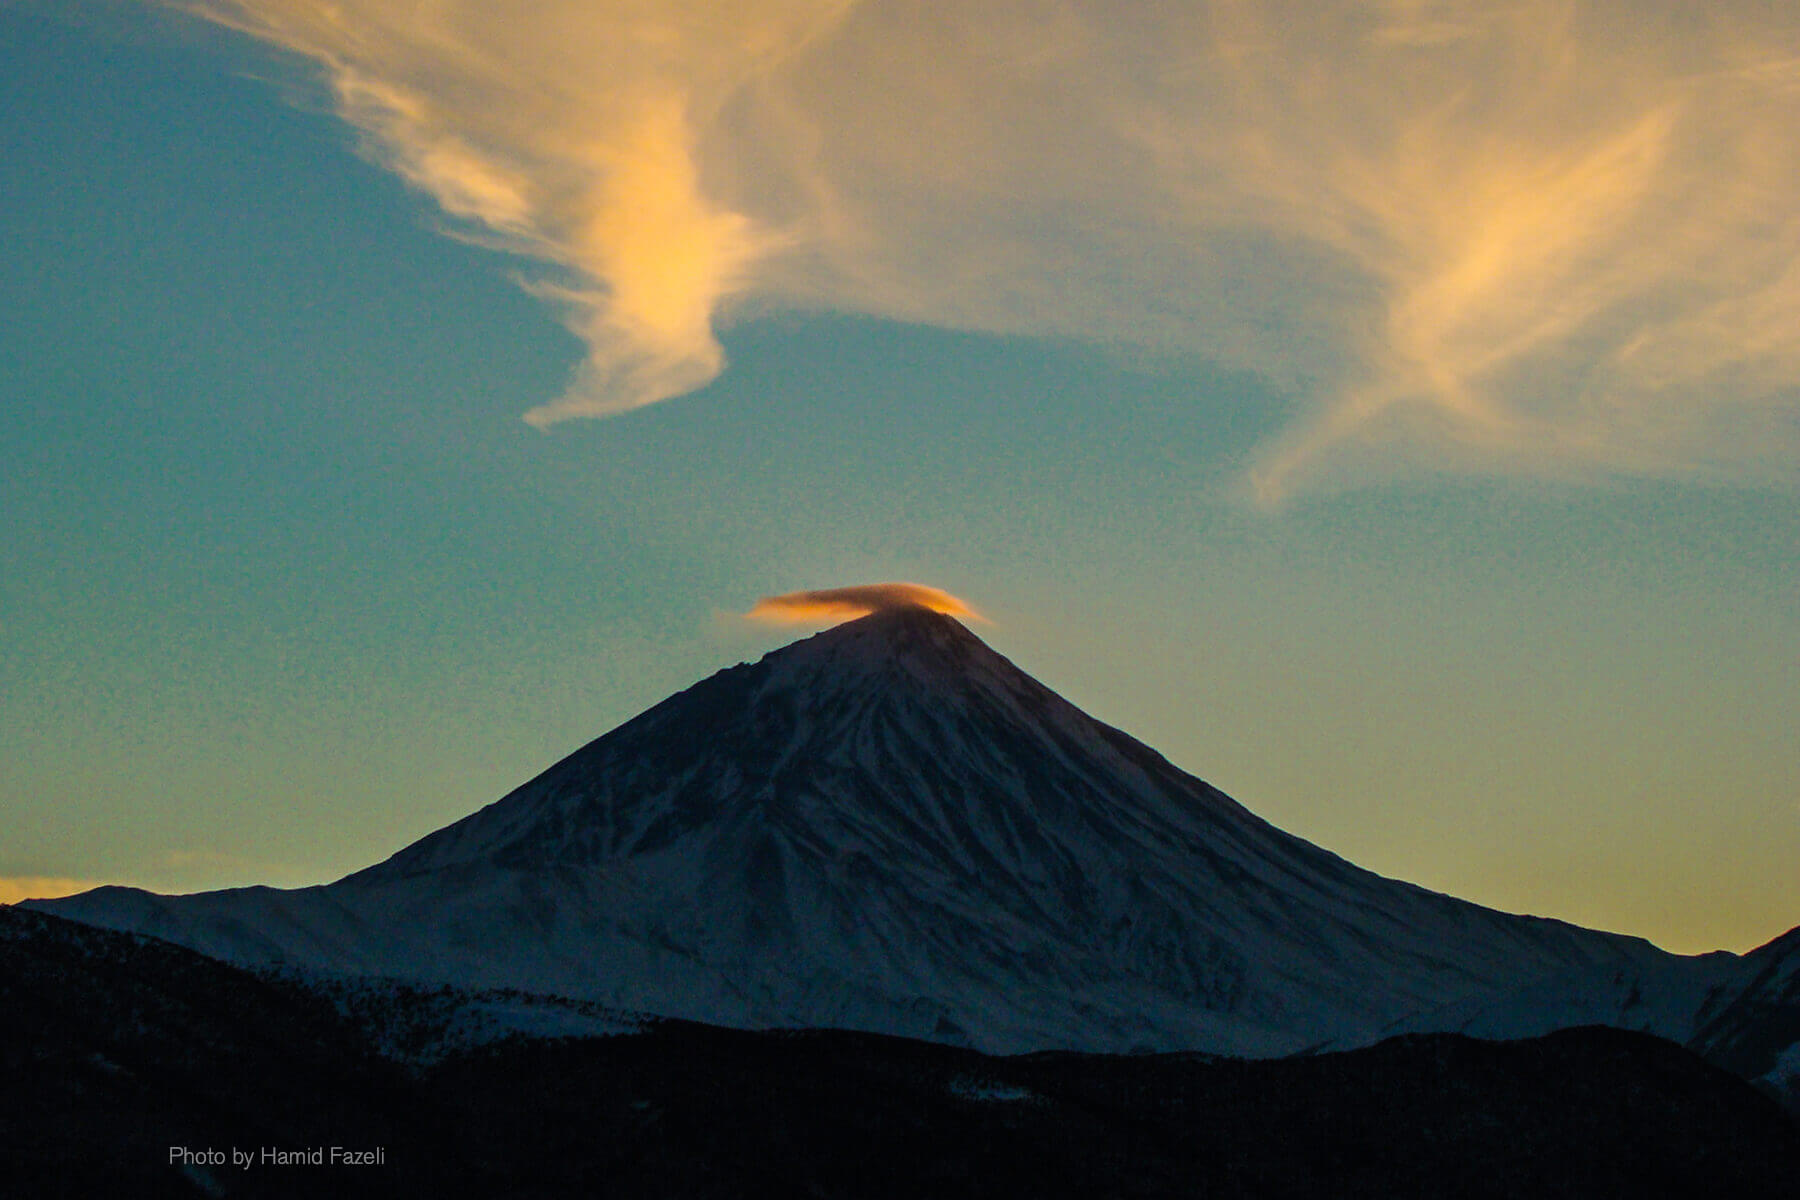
[26,606,1738,1055]
[12,905,1800,1197]
[1365,951,1750,1049]
[1686,925,1800,1112]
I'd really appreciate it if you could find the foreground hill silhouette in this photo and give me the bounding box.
[4,905,1797,1198]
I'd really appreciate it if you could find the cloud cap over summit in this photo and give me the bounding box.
[746,582,983,626]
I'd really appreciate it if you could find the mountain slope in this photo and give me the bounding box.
[1687,925,1800,1113]
[0,905,450,1198]
[13,905,1799,1198]
[31,606,1709,1054]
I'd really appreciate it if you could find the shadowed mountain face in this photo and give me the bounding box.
[25,607,1732,1054]
[0,906,449,1199]
[1689,926,1800,1112]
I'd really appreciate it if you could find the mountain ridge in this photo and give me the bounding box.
[22,607,1755,1057]
[12,903,1797,1197]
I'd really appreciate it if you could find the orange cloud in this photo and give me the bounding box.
[746,582,984,625]
[179,0,1800,497]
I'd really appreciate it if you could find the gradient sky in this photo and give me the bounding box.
[2,1,1796,955]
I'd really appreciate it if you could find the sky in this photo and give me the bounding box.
[2,0,1796,956]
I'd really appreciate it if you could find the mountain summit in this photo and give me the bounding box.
[31,608,1697,1054]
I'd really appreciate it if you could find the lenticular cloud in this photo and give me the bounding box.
[746,583,983,625]
[185,0,1800,498]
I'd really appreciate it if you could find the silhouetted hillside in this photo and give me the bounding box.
[5,906,1797,1198]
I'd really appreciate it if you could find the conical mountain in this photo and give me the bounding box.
[31,606,1686,1054]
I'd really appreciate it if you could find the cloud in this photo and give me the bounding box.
[746,582,983,624]
[181,0,1800,497]
[186,0,851,423]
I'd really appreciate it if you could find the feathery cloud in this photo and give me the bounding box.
[183,0,1800,497]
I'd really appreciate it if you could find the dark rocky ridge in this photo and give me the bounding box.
[5,905,1797,1198]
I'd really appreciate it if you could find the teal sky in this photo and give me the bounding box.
[3,2,1796,955]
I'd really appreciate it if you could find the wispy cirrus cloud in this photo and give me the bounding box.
[181,0,1800,498]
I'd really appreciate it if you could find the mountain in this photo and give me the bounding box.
[1688,926,1800,1112]
[23,606,1743,1055]
[10,905,1800,1198]
[0,904,448,1198]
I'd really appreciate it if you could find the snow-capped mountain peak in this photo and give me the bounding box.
[27,607,1726,1056]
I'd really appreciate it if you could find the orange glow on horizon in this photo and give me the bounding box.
[0,876,106,906]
